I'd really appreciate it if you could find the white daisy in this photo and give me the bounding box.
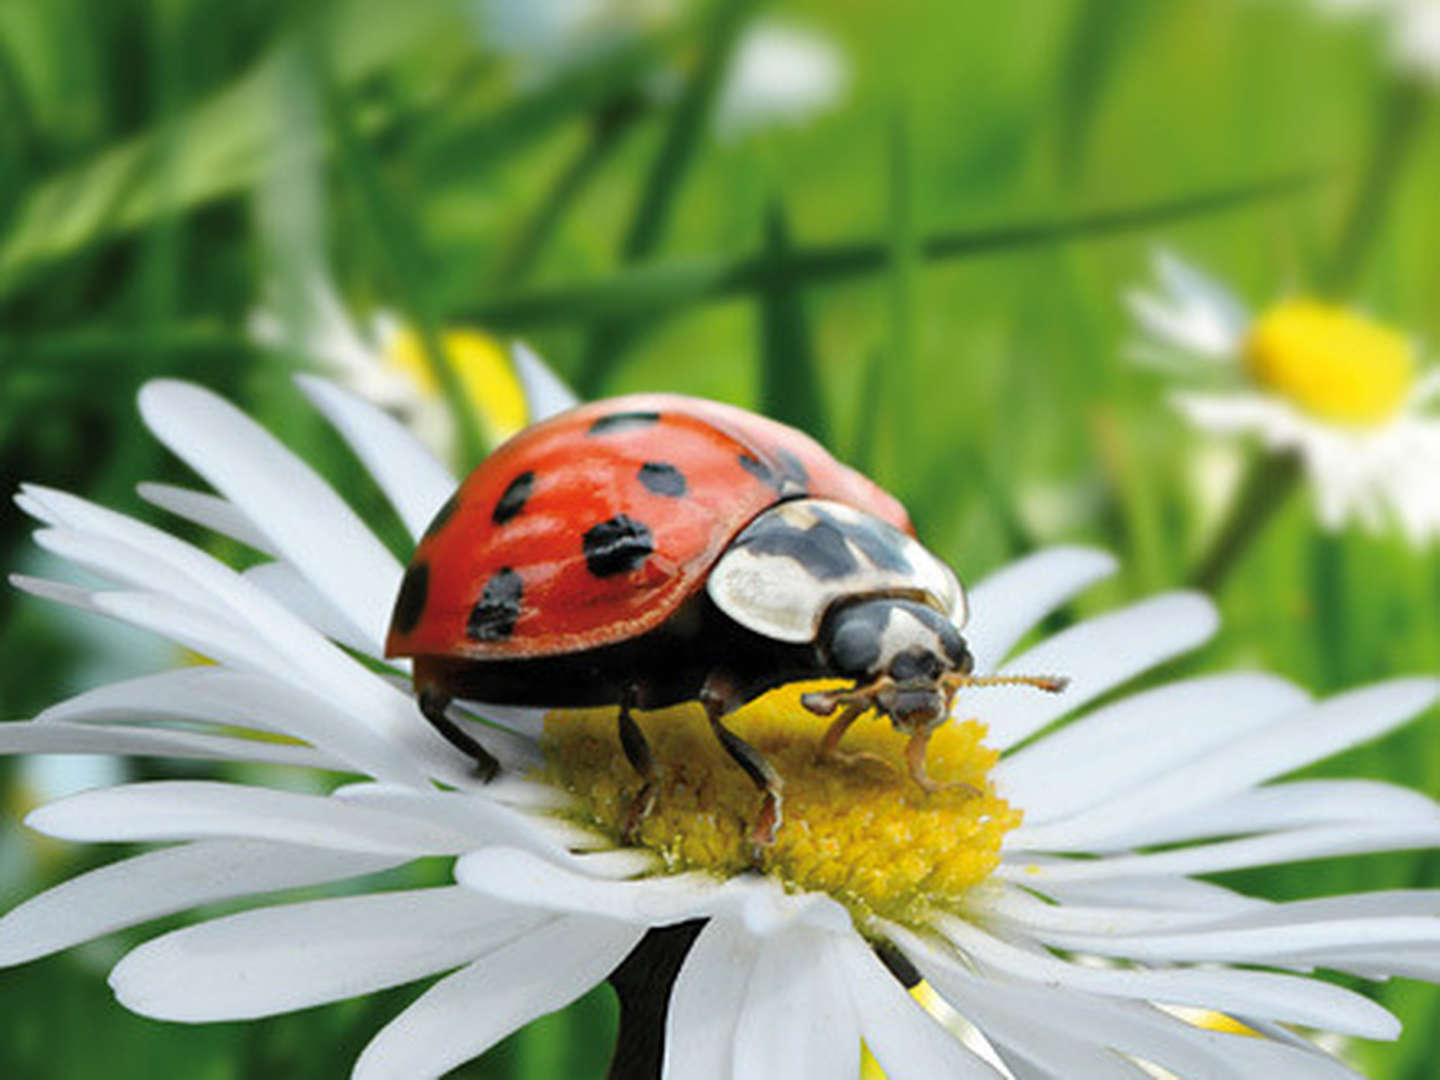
[3,372,1439,1078]
[1315,0,1440,81]
[247,268,562,459]
[1127,249,1440,544]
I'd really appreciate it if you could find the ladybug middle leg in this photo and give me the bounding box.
[617,685,663,842]
[419,688,501,782]
[700,673,785,855]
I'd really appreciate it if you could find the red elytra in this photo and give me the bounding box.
[384,393,912,662]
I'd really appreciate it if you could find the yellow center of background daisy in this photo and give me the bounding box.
[541,683,1021,926]
[1243,299,1415,426]
[386,327,530,444]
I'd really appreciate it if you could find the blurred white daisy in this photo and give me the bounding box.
[471,1,847,137]
[712,20,849,140]
[1127,250,1440,544]
[247,270,571,460]
[1315,0,1440,81]
[3,370,1439,1078]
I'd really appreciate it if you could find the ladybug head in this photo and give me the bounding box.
[808,596,1068,736]
[817,598,971,734]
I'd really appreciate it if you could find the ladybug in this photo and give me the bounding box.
[386,394,1064,846]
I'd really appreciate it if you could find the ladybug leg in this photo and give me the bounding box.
[814,700,895,775]
[903,725,980,799]
[700,675,784,856]
[617,686,663,843]
[419,688,501,782]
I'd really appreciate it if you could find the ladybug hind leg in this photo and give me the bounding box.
[419,688,501,782]
[618,685,663,843]
[701,674,784,857]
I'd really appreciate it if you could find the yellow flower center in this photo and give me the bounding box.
[386,328,529,444]
[541,683,1021,927]
[1243,300,1416,426]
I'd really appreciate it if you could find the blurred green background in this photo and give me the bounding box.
[1,0,1438,1076]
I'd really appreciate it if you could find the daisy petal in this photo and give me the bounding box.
[0,840,402,966]
[933,916,1399,1038]
[999,673,1310,828]
[138,379,402,650]
[664,919,758,1078]
[0,719,337,769]
[26,781,476,855]
[456,845,719,923]
[831,934,998,1079]
[900,929,1358,1080]
[1003,822,1440,884]
[244,562,379,656]
[732,927,858,1080]
[962,547,1117,674]
[110,887,545,1021]
[1013,677,1440,850]
[455,846,849,934]
[39,668,430,788]
[971,593,1219,750]
[296,375,455,540]
[1068,779,1440,851]
[136,482,278,556]
[511,340,578,422]
[352,915,640,1080]
[1023,917,1440,966]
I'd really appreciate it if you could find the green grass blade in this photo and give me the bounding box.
[463,168,1327,330]
[1050,0,1158,183]
[878,103,918,489]
[0,0,456,300]
[756,199,829,443]
[575,0,755,397]
[315,33,486,469]
[492,95,648,286]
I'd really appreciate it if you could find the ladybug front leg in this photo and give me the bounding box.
[617,685,662,843]
[419,688,501,782]
[700,674,785,857]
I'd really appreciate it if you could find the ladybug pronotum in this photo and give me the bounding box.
[385,394,1064,846]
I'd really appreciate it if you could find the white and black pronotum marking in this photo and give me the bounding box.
[706,498,965,643]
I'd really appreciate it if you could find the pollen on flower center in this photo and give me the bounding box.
[540,683,1021,926]
[1244,299,1416,426]
[386,327,529,441]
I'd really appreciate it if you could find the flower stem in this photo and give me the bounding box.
[606,920,705,1080]
[1325,78,1430,297]
[1187,450,1301,594]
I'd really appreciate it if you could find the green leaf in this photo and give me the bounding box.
[756,199,829,444]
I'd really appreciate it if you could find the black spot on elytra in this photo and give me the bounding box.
[582,515,654,577]
[738,453,775,487]
[392,563,430,635]
[492,471,535,525]
[637,462,687,497]
[467,568,524,641]
[422,494,460,539]
[588,411,660,435]
[775,448,810,489]
[738,451,807,497]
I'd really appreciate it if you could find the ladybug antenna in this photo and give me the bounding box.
[942,672,1069,694]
